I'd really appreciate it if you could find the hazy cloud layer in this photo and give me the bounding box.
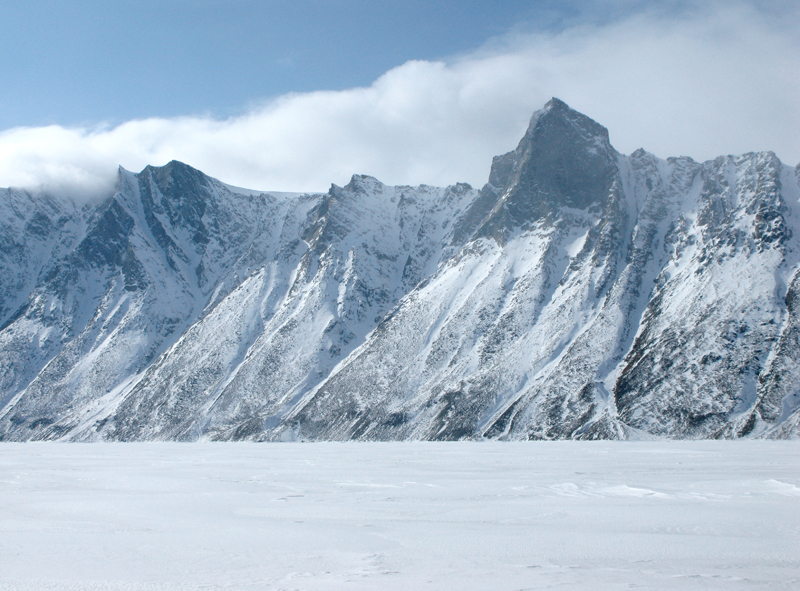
[1,0,798,196]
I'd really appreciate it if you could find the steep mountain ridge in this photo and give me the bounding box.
[1,99,798,440]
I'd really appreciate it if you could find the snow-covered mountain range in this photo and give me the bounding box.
[2,98,799,441]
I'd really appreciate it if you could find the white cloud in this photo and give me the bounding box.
[1,0,798,196]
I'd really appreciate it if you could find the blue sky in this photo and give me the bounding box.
[1,0,798,193]
[1,0,566,128]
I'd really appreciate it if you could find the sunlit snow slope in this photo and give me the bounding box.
[1,99,799,440]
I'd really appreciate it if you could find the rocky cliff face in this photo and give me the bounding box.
[1,99,799,441]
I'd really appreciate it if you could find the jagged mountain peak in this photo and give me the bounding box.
[2,100,800,442]
[142,161,214,205]
[341,174,384,194]
[495,97,615,196]
[143,159,208,183]
[535,98,610,141]
[472,98,618,243]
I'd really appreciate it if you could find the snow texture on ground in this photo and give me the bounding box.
[1,442,798,590]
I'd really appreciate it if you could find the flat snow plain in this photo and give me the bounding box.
[1,442,798,590]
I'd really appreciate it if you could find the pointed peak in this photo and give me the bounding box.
[524,97,571,131]
[142,160,202,176]
[139,160,210,196]
[343,174,384,194]
[486,99,616,195]
[523,98,610,149]
[543,97,569,112]
[114,165,134,193]
[138,160,206,179]
[115,165,130,183]
[475,99,620,238]
[529,98,571,127]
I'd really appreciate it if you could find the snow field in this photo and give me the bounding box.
[1,441,798,590]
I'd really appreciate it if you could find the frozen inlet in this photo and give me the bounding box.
[1,441,798,590]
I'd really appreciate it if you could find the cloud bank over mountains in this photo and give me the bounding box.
[1,0,798,196]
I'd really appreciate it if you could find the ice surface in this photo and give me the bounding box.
[1,442,798,590]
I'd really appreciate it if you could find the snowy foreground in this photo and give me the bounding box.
[1,442,798,590]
